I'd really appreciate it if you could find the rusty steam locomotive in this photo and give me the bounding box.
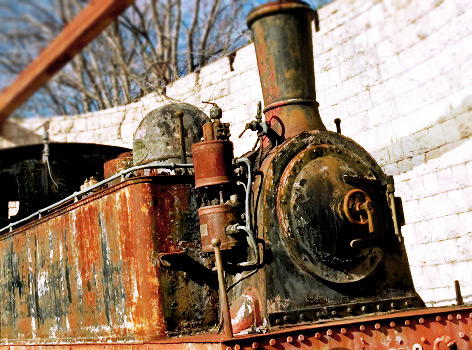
[0,1,470,350]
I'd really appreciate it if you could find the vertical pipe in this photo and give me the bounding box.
[174,110,187,163]
[247,0,326,139]
[212,238,233,339]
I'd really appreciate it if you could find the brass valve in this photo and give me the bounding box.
[342,189,375,234]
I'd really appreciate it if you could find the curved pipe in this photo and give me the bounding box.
[234,157,259,267]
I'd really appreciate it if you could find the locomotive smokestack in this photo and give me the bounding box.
[247,0,326,138]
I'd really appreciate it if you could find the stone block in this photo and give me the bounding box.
[422,265,441,288]
[403,199,420,224]
[433,286,455,306]
[464,186,472,211]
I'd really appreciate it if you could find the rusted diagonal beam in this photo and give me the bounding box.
[0,0,135,124]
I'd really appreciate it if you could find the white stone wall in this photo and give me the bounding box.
[1,0,472,306]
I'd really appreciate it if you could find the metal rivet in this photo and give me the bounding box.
[331,310,337,316]
[421,337,426,343]
[298,334,305,342]
[359,325,366,332]
[346,307,353,314]
[341,328,347,334]
[226,347,232,350]
[447,314,453,320]
[469,312,472,319]
[390,321,396,328]
[286,336,293,343]
[269,339,276,346]
[274,318,281,325]
[436,316,442,322]
[252,342,259,349]
[459,332,466,339]
[374,323,381,330]
[405,320,411,326]
[327,329,333,336]
[456,314,462,320]
[418,318,425,324]
[376,304,382,311]
[299,313,306,320]
[361,306,367,313]
[235,345,241,350]
[283,315,290,322]
[315,332,321,339]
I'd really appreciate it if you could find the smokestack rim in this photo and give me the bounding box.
[246,0,315,29]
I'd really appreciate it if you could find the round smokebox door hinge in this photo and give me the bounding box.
[276,144,382,283]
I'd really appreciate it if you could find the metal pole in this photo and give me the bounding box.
[212,238,233,339]
[175,110,187,164]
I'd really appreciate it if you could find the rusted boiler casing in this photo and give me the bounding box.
[0,175,217,343]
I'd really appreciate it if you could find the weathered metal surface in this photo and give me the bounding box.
[276,144,383,283]
[224,306,472,350]
[104,152,133,180]
[228,130,423,332]
[247,0,326,138]
[198,205,238,253]
[133,103,209,166]
[0,175,217,344]
[192,141,234,189]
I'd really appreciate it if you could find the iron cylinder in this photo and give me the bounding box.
[247,0,326,138]
[191,140,234,188]
[198,204,238,253]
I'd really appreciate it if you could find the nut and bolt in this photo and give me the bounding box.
[269,339,276,346]
[286,336,293,343]
[418,318,425,324]
[359,325,366,332]
[298,334,305,342]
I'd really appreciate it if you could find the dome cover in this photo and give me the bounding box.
[133,103,210,165]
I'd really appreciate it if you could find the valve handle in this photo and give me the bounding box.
[343,189,375,233]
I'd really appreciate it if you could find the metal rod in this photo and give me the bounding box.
[455,280,464,305]
[175,110,187,164]
[212,238,233,339]
[334,118,342,134]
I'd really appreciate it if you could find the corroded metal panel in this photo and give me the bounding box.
[224,306,472,350]
[0,176,202,344]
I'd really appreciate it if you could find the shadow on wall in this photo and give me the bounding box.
[378,93,472,176]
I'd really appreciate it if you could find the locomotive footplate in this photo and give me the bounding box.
[222,306,472,350]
